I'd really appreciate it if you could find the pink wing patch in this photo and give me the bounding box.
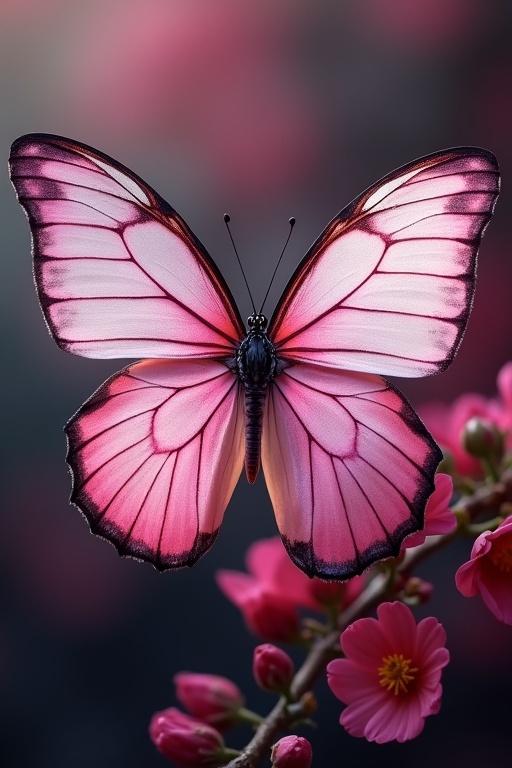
[262,363,442,579]
[9,134,244,359]
[66,359,244,569]
[270,148,499,378]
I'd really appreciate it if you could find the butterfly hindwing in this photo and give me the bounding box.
[262,364,442,579]
[270,148,499,378]
[66,359,244,569]
[9,133,244,360]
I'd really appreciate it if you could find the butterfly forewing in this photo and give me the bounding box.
[270,148,499,377]
[9,134,244,359]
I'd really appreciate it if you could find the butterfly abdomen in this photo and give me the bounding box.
[244,386,267,483]
[236,323,276,484]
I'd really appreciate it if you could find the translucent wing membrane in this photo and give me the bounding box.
[66,359,244,569]
[9,134,244,359]
[270,148,499,377]
[262,364,442,579]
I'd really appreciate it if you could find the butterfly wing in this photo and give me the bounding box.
[9,133,244,359]
[270,148,499,377]
[262,364,441,579]
[66,359,244,568]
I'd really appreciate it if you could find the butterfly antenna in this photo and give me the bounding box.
[224,213,256,315]
[259,217,295,315]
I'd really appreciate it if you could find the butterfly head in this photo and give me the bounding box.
[247,313,268,332]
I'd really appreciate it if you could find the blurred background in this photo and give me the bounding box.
[1,1,512,766]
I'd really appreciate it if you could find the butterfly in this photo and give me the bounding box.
[9,134,499,579]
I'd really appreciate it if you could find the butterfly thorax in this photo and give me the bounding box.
[236,314,278,484]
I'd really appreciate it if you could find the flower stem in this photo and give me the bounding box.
[465,516,504,536]
[235,707,265,727]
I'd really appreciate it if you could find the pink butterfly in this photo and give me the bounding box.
[9,134,499,579]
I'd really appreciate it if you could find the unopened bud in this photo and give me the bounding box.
[174,672,244,726]
[149,708,224,767]
[403,577,433,604]
[271,735,313,767]
[253,644,294,693]
[462,418,504,461]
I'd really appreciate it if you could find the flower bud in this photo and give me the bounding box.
[149,707,224,767]
[174,672,243,726]
[462,417,504,461]
[403,576,433,604]
[253,644,294,693]
[271,735,313,767]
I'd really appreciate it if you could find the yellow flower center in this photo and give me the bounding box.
[378,653,418,696]
[489,534,512,573]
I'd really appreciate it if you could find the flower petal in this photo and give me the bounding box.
[415,616,448,666]
[340,617,389,667]
[340,691,388,738]
[327,658,378,704]
[377,602,416,656]
[216,570,257,607]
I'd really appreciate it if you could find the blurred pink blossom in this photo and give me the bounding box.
[327,602,449,743]
[67,0,320,200]
[216,568,300,642]
[402,473,456,549]
[350,0,487,53]
[455,515,512,625]
[419,362,512,476]
[216,538,365,640]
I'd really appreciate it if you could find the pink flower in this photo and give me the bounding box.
[174,673,243,727]
[253,644,294,693]
[419,362,512,477]
[497,363,512,432]
[271,735,313,767]
[403,473,456,549]
[217,538,365,640]
[216,569,300,642]
[455,515,512,625]
[327,602,449,743]
[149,707,224,766]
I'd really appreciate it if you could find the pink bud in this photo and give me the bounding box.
[149,707,224,767]
[404,577,434,604]
[174,672,243,726]
[253,644,294,692]
[245,591,299,642]
[462,417,504,460]
[271,735,313,767]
